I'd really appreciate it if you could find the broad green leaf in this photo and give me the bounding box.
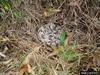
[60,32,66,45]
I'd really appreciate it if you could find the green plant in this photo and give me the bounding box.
[0,0,23,20]
[0,0,11,11]
[60,31,66,46]
[58,44,78,62]
[12,11,23,19]
[19,53,27,61]
[58,31,78,62]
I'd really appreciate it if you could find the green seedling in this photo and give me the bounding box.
[12,11,23,19]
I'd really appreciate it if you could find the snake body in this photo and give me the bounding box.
[38,23,63,45]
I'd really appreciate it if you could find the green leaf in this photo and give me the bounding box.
[59,49,78,62]
[12,11,22,19]
[58,44,78,62]
[0,0,11,11]
[60,31,66,45]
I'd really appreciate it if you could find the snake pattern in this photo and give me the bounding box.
[38,23,63,45]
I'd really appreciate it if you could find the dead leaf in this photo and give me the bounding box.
[19,64,28,75]
[43,8,61,17]
[44,11,48,17]
[19,46,41,75]
[64,32,74,46]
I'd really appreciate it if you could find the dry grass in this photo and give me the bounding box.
[0,0,100,75]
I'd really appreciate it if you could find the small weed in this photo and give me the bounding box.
[59,32,79,62]
[12,63,19,69]
[58,44,78,62]
[12,11,23,20]
[19,53,27,62]
[0,0,11,11]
